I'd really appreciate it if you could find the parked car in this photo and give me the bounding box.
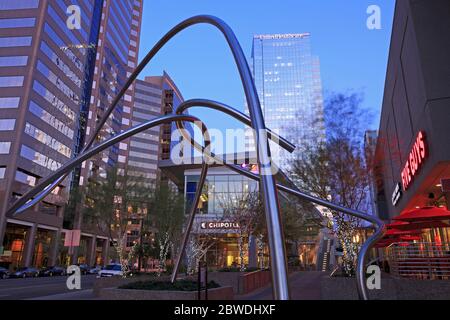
[98,264,123,278]
[77,264,90,275]
[39,266,66,277]
[88,266,102,275]
[0,267,9,279]
[11,267,39,278]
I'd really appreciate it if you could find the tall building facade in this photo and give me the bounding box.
[374,0,450,227]
[123,73,185,187]
[72,0,143,265]
[0,0,143,269]
[245,33,325,170]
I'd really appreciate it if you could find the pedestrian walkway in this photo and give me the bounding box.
[28,289,96,300]
[236,272,326,300]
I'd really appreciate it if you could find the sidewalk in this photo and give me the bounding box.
[236,272,326,300]
[28,289,96,300]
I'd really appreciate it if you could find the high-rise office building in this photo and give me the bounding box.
[124,73,184,186]
[71,0,143,265]
[0,0,143,269]
[245,33,325,170]
[79,0,142,187]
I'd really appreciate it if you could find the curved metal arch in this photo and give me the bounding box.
[8,15,289,300]
[5,15,386,301]
[6,114,210,215]
[172,98,386,300]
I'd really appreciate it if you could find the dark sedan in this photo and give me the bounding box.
[10,267,40,278]
[39,266,66,277]
[0,267,9,279]
[77,264,90,275]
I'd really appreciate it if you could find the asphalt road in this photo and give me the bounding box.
[0,275,97,300]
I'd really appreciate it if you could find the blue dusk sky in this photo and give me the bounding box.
[139,0,395,136]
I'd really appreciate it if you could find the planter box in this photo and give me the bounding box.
[209,270,271,295]
[98,286,234,300]
[93,275,170,297]
[321,276,450,300]
[239,270,271,294]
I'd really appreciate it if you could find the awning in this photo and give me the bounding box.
[384,229,423,236]
[374,240,410,248]
[386,220,450,231]
[393,206,450,222]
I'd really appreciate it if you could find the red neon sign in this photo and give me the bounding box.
[401,131,427,191]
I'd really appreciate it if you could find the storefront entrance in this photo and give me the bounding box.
[1,224,28,269]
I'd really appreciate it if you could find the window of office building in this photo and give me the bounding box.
[15,169,38,187]
[0,0,40,10]
[0,17,36,28]
[0,76,24,87]
[0,56,28,67]
[0,119,15,131]
[0,97,20,109]
[185,175,259,215]
[0,166,6,179]
[24,122,72,158]
[29,101,74,139]
[20,145,62,171]
[0,36,32,47]
[0,141,11,154]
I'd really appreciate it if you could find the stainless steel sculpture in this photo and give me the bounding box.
[7,15,385,301]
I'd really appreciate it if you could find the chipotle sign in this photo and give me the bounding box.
[401,131,427,191]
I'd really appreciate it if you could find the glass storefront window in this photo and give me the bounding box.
[214,176,228,193]
[2,225,28,269]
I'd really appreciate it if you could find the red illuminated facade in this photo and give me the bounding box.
[401,131,427,191]
[374,0,450,220]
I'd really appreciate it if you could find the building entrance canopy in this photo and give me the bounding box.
[393,206,450,222]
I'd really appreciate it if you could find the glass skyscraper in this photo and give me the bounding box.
[246,33,325,170]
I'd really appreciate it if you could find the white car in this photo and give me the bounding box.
[97,264,123,278]
[89,266,102,274]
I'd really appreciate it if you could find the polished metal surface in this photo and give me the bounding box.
[6,114,207,215]
[6,15,385,300]
[173,98,386,300]
[170,162,209,283]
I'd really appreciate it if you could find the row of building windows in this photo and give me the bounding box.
[15,169,37,187]
[0,17,35,28]
[127,160,157,170]
[0,36,32,47]
[47,4,84,53]
[129,150,158,161]
[130,140,159,151]
[44,23,83,72]
[0,0,39,10]
[0,97,20,109]
[0,76,24,88]
[0,119,15,131]
[0,141,11,154]
[20,145,62,171]
[36,60,80,105]
[54,0,88,41]
[24,122,72,158]
[29,101,75,139]
[40,41,81,87]
[33,80,76,122]
[0,56,28,67]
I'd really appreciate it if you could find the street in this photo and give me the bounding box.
[0,275,97,300]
